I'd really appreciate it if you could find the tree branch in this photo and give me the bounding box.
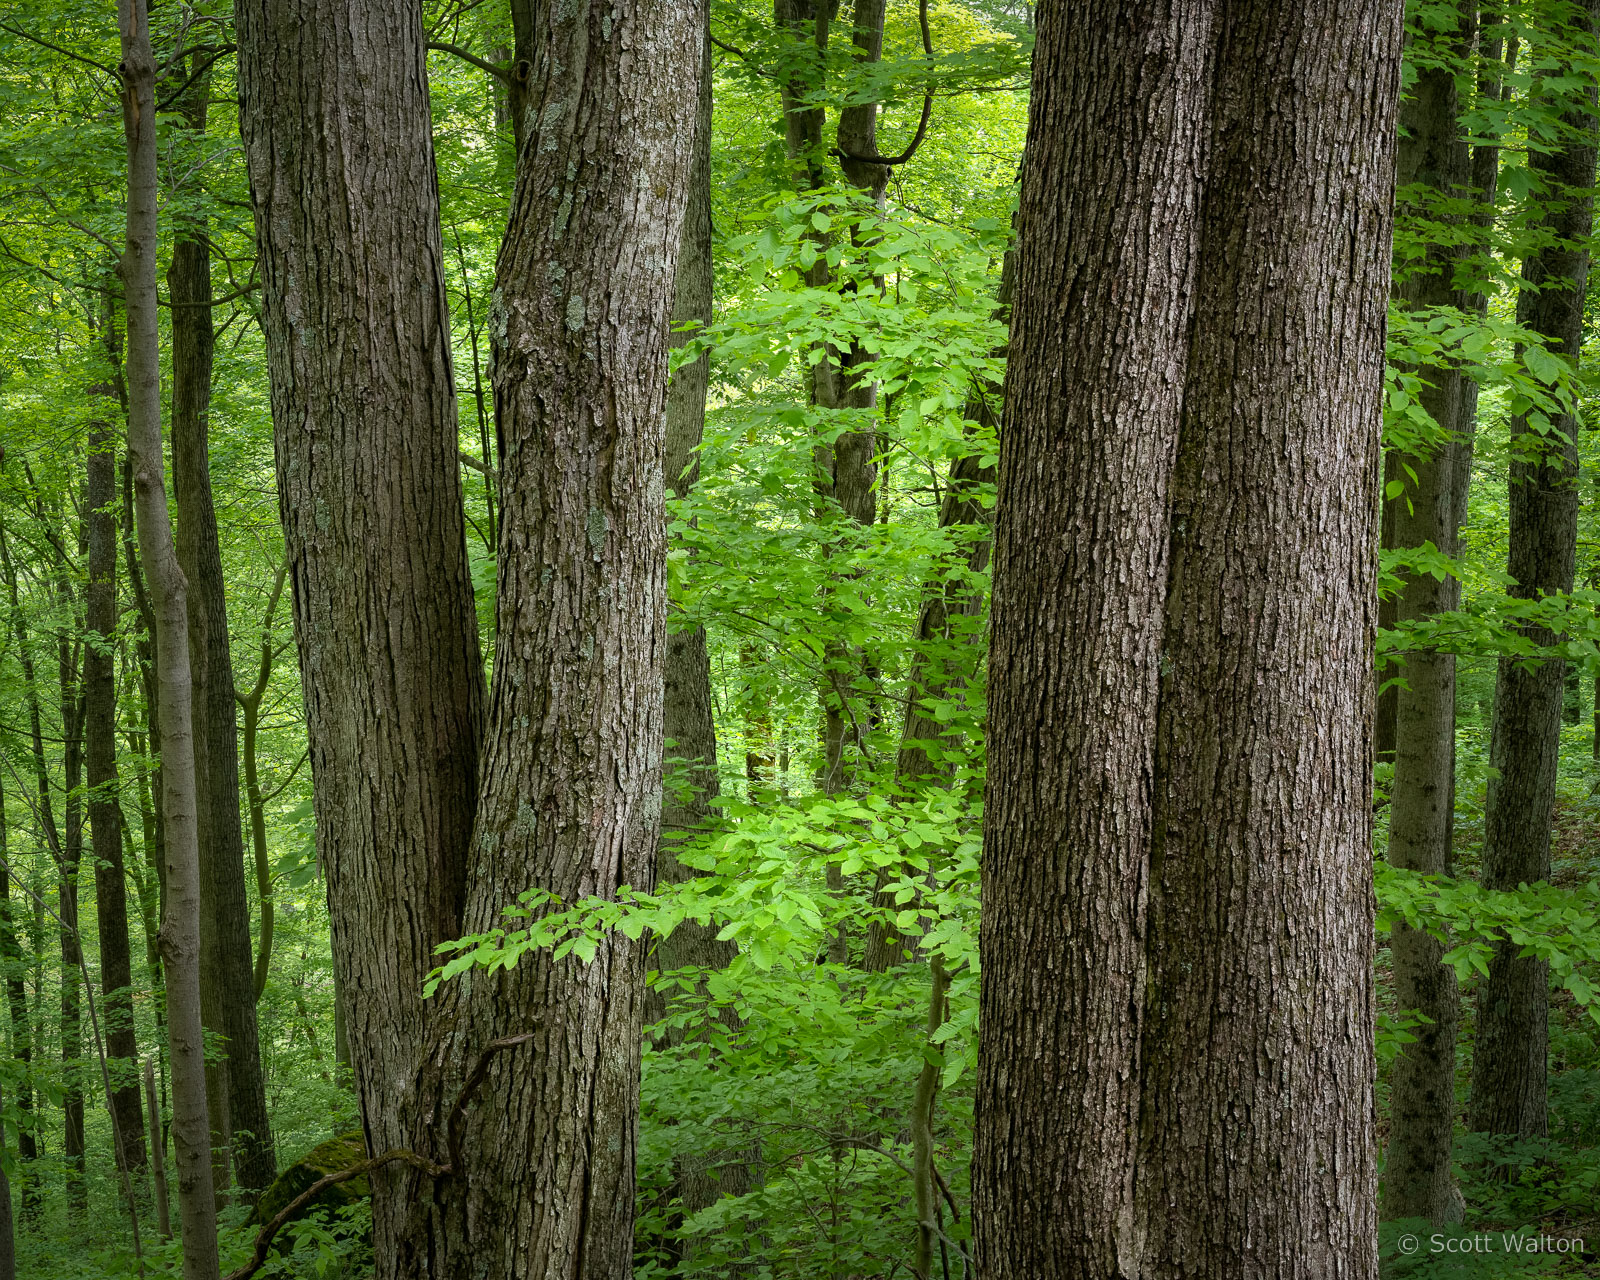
[427,41,510,83]
[835,0,935,168]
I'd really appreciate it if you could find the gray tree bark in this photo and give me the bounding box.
[167,60,276,1193]
[973,3,1400,1277]
[1381,6,1474,1224]
[1469,0,1599,1143]
[117,1,221,1275]
[238,1,699,1276]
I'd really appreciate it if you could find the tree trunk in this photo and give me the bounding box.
[658,18,734,990]
[0,785,38,1212]
[1381,8,1473,1224]
[973,4,1399,1277]
[87,402,148,1173]
[1469,0,1599,1143]
[236,2,488,1268]
[117,1,221,1275]
[420,3,699,1273]
[238,566,286,1001]
[0,1083,12,1280]
[167,62,275,1194]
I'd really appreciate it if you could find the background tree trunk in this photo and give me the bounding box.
[1469,0,1599,1143]
[117,0,221,1274]
[87,401,147,1173]
[168,61,275,1194]
[0,786,38,1212]
[974,3,1399,1277]
[1381,10,1473,1223]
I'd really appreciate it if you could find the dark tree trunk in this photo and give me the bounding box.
[1469,0,1599,1143]
[0,786,38,1211]
[87,403,148,1172]
[1381,7,1473,1224]
[973,3,1398,1277]
[117,0,222,1273]
[167,64,275,1194]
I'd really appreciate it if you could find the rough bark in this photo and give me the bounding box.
[167,63,275,1193]
[1381,11,1473,1224]
[973,3,1398,1277]
[420,3,699,1273]
[236,0,487,1264]
[117,2,221,1275]
[1469,0,1599,1143]
[240,1,697,1276]
[87,404,148,1172]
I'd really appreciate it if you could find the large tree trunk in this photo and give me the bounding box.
[240,2,697,1276]
[1469,0,1599,1143]
[1381,7,1473,1225]
[167,63,275,1194]
[236,0,488,1265]
[972,4,1399,1277]
[117,2,221,1276]
[422,4,699,1273]
[87,401,147,1173]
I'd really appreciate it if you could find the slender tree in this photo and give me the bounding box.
[0,785,38,1212]
[1470,0,1600,1142]
[1382,4,1474,1224]
[86,380,147,1172]
[167,53,275,1193]
[117,0,221,1274]
[973,3,1400,1277]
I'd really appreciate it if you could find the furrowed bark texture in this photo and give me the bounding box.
[169,65,275,1193]
[87,410,147,1172]
[240,0,698,1275]
[973,3,1399,1278]
[1382,14,1472,1224]
[1470,0,1599,1142]
[236,0,486,1264]
[118,1,220,1275]
[422,3,700,1274]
